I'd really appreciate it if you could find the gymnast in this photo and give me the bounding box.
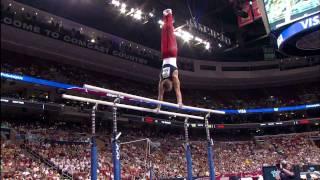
[157,9,183,110]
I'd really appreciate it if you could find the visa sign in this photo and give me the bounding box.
[299,14,320,29]
[277,13,320,48]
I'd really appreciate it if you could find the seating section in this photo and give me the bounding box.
[2,121,319,179]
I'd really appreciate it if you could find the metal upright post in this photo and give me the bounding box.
[184,118,193,180]
[91,103,98,180]
[112,98,121,180]
[205,113,215,180]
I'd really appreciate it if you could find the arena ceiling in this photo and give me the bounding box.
[15,0,270,61]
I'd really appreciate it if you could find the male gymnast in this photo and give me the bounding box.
[157,9,183,110]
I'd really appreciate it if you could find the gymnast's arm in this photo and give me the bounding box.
[172,70,183,107]
[157,80,164,109]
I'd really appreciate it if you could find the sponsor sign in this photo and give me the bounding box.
[277,13,320,48]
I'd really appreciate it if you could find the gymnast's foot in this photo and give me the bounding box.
[163,9,172,16]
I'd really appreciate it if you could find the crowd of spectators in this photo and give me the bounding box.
[2,119,319,179]
[1,139,61,179]
[2,50,320,111]
[256,134,320,166]
[2,49,319,125]
[1,1,320,180]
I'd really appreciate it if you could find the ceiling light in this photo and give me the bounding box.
[120,8,126,14]
[126,8,134,16]
[135,9,142,15]
[133,10,142,20]
[158,20,164,28]
[205,42,211,50]
[133,14,142,20]
[111,0,120,7]
[181,30,194,42]
[195,37,203,43]
[143,20,149,24]
[120,9,126,13]
[174,31,182,37]
[119,3,126,14]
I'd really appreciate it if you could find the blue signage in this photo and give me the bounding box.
[277,13,320,48]
[1,72,77,89]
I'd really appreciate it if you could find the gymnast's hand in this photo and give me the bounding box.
[154,105,161,113]
[178,102,183,109]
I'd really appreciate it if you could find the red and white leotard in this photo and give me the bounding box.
[161,10,178,68]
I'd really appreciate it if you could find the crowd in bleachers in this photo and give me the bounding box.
[2,119,319,179]
[1,140,61,179]
[2,49,320,126]
[257,134,320,166]
[1,1,320,180]
[2,50,320,111]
